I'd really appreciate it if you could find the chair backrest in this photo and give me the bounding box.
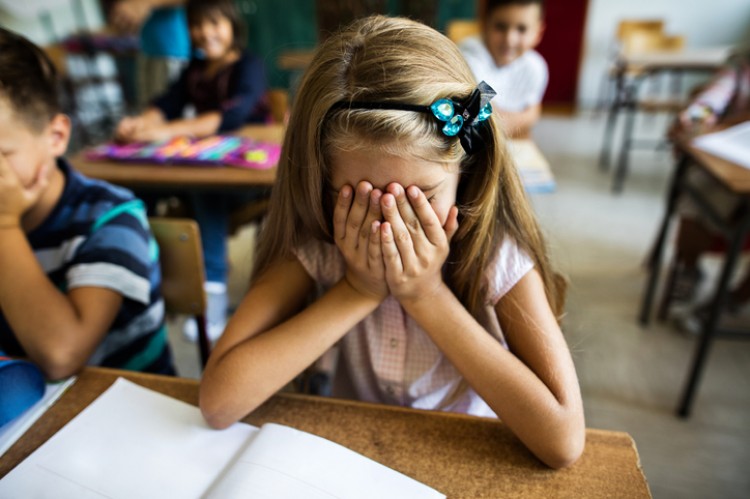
[446,19,480,44]
[149,217,212,366]
[150,217,206,316]
[616,19,664,42]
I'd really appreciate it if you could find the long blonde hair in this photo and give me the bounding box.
[253,15,562,317]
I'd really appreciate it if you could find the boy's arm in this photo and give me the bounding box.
[0,227,123,380]
[498,103,542,139]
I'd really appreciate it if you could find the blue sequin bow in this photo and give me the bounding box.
[328,81,497,154]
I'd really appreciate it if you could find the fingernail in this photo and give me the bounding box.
[341,186,351,198]
[371,220,380,233]
[407,186,419,199]
[382,195,394,207]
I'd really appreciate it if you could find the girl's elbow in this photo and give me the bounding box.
[541,428,586,469]
[199,387,236,429]
[199,382,264,430]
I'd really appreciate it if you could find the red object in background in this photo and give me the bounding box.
[536,0,590,107]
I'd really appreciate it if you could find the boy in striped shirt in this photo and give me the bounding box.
[0,27,174,379]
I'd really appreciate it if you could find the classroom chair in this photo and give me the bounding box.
[595,19,666,114]
[598,19,688,192]
[149,217,212,367]
[611,31,687,192]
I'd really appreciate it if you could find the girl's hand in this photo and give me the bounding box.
[115,116,171,143]
[333,181,388,302]
[0,153,49,228]
[380,183,459,304]
[114,116,142,143]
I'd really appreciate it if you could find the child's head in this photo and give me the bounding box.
[186,0,246,59]
[257,15,560,315]
[481,0,545,66]
[0,28,69,186]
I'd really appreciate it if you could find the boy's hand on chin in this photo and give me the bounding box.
[0,153,49,228]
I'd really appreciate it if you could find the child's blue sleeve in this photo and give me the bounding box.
[218,53,268,131]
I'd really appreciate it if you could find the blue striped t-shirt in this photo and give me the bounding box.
[0,159,174,375]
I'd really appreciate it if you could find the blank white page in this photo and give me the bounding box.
[205,423,445,499]
[0,378,257,499]
[692,122,750,170]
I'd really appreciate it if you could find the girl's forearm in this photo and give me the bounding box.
[200,279,381,429]
[162,112,222,138]
[401,284,584,468]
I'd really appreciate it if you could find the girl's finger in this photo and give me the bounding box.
[406,185,445,246]
[333,184,353,241]
[444,205,460,243]
[380,221,403,276]
[367,220,383,275]
[345,181,373,248]
[358,189,382,257]
[381,191,417,270]
[391,183,421,236]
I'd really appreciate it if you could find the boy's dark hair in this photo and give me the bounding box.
[483,0,545,18]
[0,27,60,133]
[186,0,247,51]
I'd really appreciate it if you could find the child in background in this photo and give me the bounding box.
[459,0,547,138]
[0,28,174,379]
[107,0,191,110]
[200,16,584,469]
[662,50,750,323]
[115,0,269,341]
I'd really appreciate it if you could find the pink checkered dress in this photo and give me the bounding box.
[295,237,533,417]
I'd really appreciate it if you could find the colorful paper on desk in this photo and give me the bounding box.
[86,135,281,170]
[0,378,445,499]
[691,121,750,170]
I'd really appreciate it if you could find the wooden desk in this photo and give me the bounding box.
[639,124,750,416]
[509,139,556,194]
[0,367,650,498]
[71,124,285,190]
[599,46,732,192]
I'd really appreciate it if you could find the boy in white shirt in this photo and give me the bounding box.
[459,0,547,138]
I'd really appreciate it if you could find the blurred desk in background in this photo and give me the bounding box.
[70,124,284,191]
[509,139,556,194]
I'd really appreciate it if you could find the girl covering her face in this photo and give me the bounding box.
[200,15,584,470]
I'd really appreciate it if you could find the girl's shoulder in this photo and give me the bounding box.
[485,236,535,304]
[293,238,345,286]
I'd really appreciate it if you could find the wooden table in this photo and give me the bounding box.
[71,124,285,190]
[639,124,750,416]
[0,367,650,498]
[509,139,556,194]
[599,46,732,192]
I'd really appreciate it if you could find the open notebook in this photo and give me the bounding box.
[691,121,750,170]
[0,378,444,499]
